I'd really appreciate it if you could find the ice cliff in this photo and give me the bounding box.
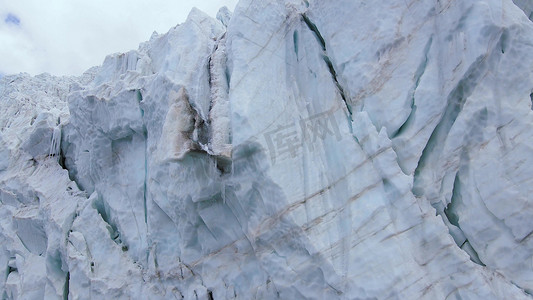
[2,0,533,299]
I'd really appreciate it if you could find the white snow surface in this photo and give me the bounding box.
[2,1,533,299]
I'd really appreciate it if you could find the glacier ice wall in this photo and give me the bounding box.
[2,0,533,299]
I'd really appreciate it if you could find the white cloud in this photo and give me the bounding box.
[0,0,238,76]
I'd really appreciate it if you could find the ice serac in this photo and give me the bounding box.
[2,0,533,299]
[0,73,91,299]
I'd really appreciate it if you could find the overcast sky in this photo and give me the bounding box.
[0,0,239,77]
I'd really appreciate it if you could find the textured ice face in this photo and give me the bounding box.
[514,0,533,21]
[2,1,533,299]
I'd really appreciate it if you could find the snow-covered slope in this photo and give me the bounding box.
[2,0,533,299]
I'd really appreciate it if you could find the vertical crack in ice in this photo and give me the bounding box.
[91,192,127,251]
[412,53,488,197]
[63,271,70,300]
[411,30,508,273]
[293,30,299,57]
[301,13,353,119]
[413,28,507,198]
[392,37,433,139]
[143,131,148,225]
[137,89,148,225]
[444,172,485,266]
[444,174,461,228]
[301,14,325,51]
